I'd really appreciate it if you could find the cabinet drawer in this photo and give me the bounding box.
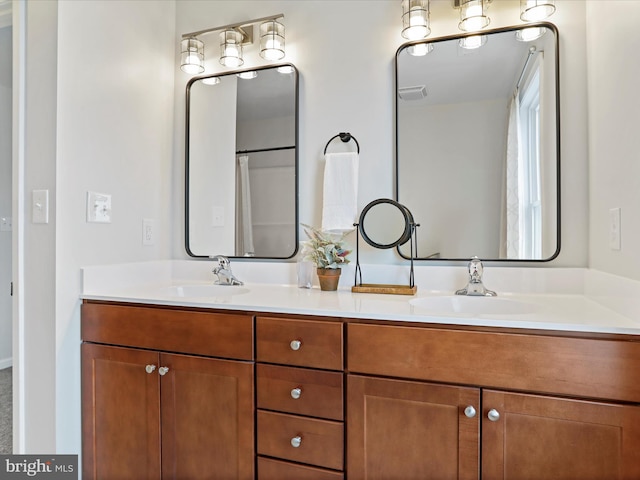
[257,411,344,470]
[257,364,343,420]
[82,303,253,360]
[258,457,344,480]
[348,322,640,403]
[256,317,343,370]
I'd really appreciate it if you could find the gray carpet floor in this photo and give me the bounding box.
[0,367,12,454]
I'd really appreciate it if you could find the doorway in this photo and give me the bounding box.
[0,8,13,455]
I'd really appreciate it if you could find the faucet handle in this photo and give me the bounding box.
[468,256,483,281]
[210,255,230,270]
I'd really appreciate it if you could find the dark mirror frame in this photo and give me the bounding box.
[359,198,415,249]
[395,23,561,262]
[185,63,300,260]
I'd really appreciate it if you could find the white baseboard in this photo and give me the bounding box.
[0,357,12,370]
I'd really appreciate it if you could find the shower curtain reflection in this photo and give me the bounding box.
[236,155,255,256]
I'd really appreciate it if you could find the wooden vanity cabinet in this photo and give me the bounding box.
[81,302,255,480]
[347,322,640,480]
[256,316,345,479]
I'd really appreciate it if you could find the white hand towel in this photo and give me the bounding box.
[321,151,359,233]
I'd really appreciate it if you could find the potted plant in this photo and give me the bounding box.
[301,224,352,291]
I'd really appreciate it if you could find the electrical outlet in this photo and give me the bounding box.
[142,219,155,246]
[609,207,621,251]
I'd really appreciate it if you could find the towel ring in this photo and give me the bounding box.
[324,132,360,155]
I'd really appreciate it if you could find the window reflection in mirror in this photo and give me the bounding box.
[186,65,298,259]
[396,24,559,261]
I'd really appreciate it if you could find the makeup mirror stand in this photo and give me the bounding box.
[352,221,419,296]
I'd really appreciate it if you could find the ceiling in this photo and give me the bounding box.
[397,27,552,106]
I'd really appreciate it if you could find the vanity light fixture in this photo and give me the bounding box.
[401,0,431,40]
[220,29,244,67]
[260,19,285,61]
[277,65,295,74]
[459,34,487,49]
[201,76,221,86]
[237,71,258,79]
[520,0,555,22]
[180,14,285,74]
[407,43,433,56]
[516,26,547,42]
[180,37,205,74]
[458,0,490,32]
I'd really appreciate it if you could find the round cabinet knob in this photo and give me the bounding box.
[290,388,302,400]
[145,365,156,374]
[158,366,170,376]
[290,340,302,351]
[290,436,302,448]
[487,409,500,422]
[464,405,476,418]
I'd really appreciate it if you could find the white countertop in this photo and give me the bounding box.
[80,260,640,336]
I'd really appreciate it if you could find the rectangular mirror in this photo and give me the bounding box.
[186,64,298,259]
[396,24,559,261]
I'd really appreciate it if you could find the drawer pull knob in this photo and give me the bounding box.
[158,366,170,376]
[290,339,302,351]
[145,365,156,374]
[291,388,302,399]
[487,409,500,422]
[464,405,476,418]
[290,436,302,448]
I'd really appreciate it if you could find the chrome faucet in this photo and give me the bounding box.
[455,257,497,296]
[211,256,244,286]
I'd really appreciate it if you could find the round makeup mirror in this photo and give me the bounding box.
[359,198,414,249]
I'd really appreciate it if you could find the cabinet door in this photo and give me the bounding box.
[482,390,640,480]
[347,375,480,480]
[160,353,254,480]
[82,343,161,480]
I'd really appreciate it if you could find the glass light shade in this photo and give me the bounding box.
[407,43,433,56]
[201,76,221,85]
[260,20,285,61]
[402,0,430,40]
[237,71,258,79]
[180,37,204,74]
[277,65,295,74]
[516,26,547,42]
[458,34,487,50]
[459,0,490,32]
[220,30,244,68]
[520,0,555,22]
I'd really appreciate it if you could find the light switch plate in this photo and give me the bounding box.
[87,192,112,223]
[32,190,49,224]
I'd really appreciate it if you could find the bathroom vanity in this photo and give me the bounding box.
[80,272,640,479]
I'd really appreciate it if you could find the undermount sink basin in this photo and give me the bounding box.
[166,284,250,298]
[409,295,537,316]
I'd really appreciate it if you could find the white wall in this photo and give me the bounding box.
[587,2,640,281]
[54,0,176,453]
[173,0,589,267]
[0,24,11,368]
